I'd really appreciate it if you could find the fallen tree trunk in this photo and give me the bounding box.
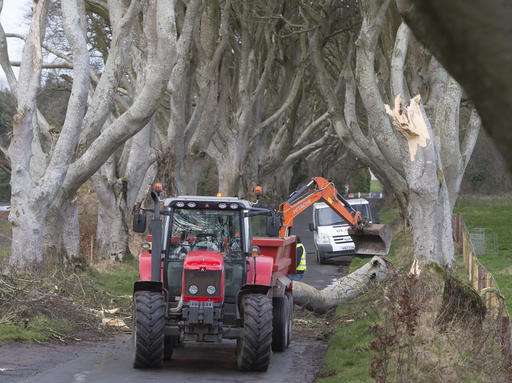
[293,257,391,313]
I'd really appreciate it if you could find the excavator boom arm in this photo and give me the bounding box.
[278,177,390,256]
[279,177,362,237]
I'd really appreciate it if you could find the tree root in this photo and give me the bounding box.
[293,256,391,313]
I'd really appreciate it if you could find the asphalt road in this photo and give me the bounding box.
[0,212,345,383]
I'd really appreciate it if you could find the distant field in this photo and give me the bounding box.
[455,196,512,312]
[369,179,383,193]
[0,219,10,262]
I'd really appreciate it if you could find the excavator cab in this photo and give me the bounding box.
[280,177,391,257]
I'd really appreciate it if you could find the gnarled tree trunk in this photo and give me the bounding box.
[293,256,390,313]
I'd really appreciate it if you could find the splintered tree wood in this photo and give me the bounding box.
[385,94,430,161]
[293,256,390,313]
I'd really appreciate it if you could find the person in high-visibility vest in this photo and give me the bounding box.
[291,236,307,280]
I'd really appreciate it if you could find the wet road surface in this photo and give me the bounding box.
[0,210,346,383]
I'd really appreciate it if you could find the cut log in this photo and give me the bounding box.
[293,256,390,313]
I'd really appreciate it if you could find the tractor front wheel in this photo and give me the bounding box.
[133,291,165,368]
[236,294,273,371]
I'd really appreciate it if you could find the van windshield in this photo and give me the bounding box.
[316,204,370,226]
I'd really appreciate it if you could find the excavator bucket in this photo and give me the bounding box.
[349,224,391,257]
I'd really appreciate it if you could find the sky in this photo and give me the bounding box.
[0,0,31,88]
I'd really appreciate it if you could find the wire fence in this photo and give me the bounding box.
[469,227,499,256]
[452,215,512,369]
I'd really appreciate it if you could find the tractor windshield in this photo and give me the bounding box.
[168,208,242,258]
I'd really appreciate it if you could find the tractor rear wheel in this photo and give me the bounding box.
[272,296,289,352]
[285,292,293,347]
[133,291,165,368]
[236,294,273,371]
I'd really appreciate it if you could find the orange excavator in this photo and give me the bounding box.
[277,177,390,256]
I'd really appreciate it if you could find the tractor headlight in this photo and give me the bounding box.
[317,233,330,244]
[206,285,216,295]
[188,284,198,295]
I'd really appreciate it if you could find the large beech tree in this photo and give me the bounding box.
[303,0,480,266]
[0,0,177,268]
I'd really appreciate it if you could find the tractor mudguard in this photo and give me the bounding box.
[246,255,273,286]
[134,280,163,293]
[138,250,164,282]
[139,250,152,281]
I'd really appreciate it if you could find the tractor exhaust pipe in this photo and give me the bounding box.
[349,223,391,257]
[150,190,163,282]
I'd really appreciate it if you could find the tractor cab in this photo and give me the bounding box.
[163,196,253,324]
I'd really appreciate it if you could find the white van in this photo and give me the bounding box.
[310,198,373,264]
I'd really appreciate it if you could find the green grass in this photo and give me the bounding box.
[317,303,377,383]
[0,260,137,344]
[318,210,410,382]
[379,207,399,225]
[88,260,138,297]
[455,196,512,312]
[0,316,75,343]
[0,219,10,262]
[370,179,383,193]
[318,198,512,382]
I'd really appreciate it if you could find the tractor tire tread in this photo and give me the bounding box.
[237,294,273,372]
[272,296,288,352]
[133,291,165,369]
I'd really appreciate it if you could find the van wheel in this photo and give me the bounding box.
[316,251,325,265]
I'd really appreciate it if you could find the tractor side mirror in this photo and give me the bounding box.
[308,223,315,232]
[133,211,147,233]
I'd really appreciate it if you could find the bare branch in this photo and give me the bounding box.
[0,9,18,93]
[293,111,329,148]
[9,60,73,69]
[62,0,183,197]
[390,22,411,101]
[8,0,49,186]
[252,31,277,101]
[40,0,91,200]
[6,32,72,63]
[461,107,481,169]
[77,0,142,152]
[282,132,331,169]
[256,63,305,131]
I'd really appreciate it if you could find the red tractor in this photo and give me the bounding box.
[132,188,296,371]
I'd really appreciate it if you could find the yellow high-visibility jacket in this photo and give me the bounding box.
[296,243,307,274]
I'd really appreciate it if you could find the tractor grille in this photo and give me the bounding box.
[333,235,352,244]
[185,270,221,297]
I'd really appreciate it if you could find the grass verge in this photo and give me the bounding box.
[455,196,512,313]
[0,259,137,344]
[317,202,509,382]
[316,297,378,383]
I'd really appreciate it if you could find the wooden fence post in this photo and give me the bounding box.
[455,215,512,372]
